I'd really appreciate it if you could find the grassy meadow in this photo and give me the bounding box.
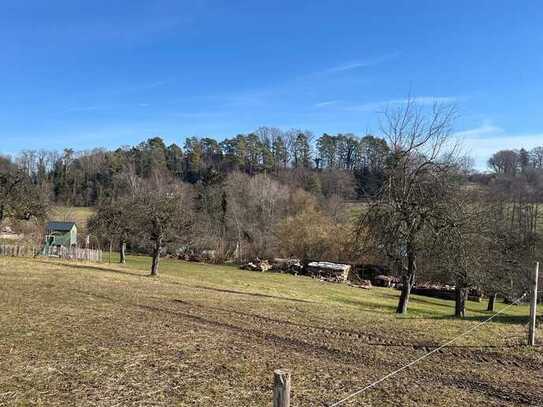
[1,255,542,406]
[48,206,95,231]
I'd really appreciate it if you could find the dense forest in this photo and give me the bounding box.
[11,128,388,206]
[8,127,543,208]
[2,102,543,315]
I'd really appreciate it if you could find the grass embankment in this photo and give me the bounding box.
[0,255,541,406]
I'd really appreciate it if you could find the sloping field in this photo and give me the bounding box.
[48,206,95,232]
[0,256,542,406]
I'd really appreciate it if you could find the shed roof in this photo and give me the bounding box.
[46,221,76,232]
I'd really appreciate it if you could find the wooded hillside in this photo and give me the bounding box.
[3,102,543,317]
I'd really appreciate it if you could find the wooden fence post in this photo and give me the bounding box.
[273,369,291,407]
[528,261,539,346]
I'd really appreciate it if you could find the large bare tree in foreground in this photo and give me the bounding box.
[427,188,487,317]
[133,182,194,277]
[360,99,458,314]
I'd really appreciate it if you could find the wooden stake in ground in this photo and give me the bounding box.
[273,369,291,407]
[528,261,539,346]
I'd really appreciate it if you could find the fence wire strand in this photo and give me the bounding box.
[328,293,528,407]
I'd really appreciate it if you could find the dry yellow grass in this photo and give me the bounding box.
[0,256,541,406]
[48,206,95,232]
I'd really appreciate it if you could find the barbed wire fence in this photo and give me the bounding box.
[273,262,541,407]
[327,293,528,407]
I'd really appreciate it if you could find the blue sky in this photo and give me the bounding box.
[1,0,543,168]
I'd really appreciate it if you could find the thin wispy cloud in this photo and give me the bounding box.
[63,106,107,113]
[89,80,170,98]
[319,51,401,75]
[16,5,194,46]
[64,102,153,113]
[173,111,229,119]
[326,62,372,73]
[117,80,169,95]
[216,86,288,109]
[345,96,458,112]
[454,124,503,139]
[453,123,543,169]
[314,100,341,108]
[405,96,458,105]
[215,53,400,110]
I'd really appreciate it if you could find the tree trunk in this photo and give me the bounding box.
[396,275,412,314]
[119,241,126,264]
[396,255,416,314]
[455,284,467,318]
[487,293,497,312]
[150,238,161,277]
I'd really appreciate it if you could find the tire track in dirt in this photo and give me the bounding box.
[73,288,538,368]
[170,299,533,353]
[437,376,543,406]
[138,302,388,367]
[70,287,543,406]
[71,288,388,368]
[171,298,408,346]
[431,348,542,371]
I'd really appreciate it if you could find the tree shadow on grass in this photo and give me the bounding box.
[35,260,145,278]
[188,284,315,303]
[431,313,531,325]
[409,296,488,314]
[375,290,461,314]
[330,296,398,313]
[379,291,400,300]
[380,290,495,315]
[51,260,316,305]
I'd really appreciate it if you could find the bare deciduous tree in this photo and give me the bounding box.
[132,182,194,276]
[224,172,291,261]
[359,99,458,314]
[426,188,486,317]
[0,156,47,226]
[480,176,540,303]
[88,196,135,263]
[488,150,520,175]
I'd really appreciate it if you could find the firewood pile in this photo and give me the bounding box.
[372,275,400,288]
[307,261,351,283]
[240,259,272,272]
[270,258,303,275]
[178,249,217,263]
